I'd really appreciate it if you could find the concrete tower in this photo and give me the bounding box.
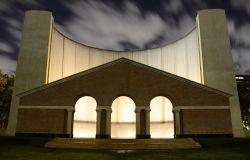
[197,9,244,137]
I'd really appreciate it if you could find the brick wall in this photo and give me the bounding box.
[182,109,232,134]
[16,109,66,134]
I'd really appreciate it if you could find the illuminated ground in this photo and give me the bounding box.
[1,136,250,160]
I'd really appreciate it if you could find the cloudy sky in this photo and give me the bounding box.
[0,0,250,75]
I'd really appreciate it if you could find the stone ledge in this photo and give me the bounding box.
[15,133,72,138]
[45,138,201,150]
[175,134,233,138]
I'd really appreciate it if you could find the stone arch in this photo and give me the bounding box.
[109,93,137,106]
[73,96,97,138]
[150,96,174,138]
[147,93,176,108]
[111,95,136,139]
[73,93,101,107]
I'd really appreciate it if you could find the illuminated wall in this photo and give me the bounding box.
[49,28,200,117]
[51,27,201,138]
[48,28,201,83]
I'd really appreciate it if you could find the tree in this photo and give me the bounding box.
[237,79,250,129]
[0,70,7,92]
[0,70,14,128]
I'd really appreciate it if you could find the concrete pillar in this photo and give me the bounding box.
[197,9,244,137]
[95,106,111,138]
[7,11,53,135]
[66,108,74,138]
[173,108,181,138]
[135,106,151,139]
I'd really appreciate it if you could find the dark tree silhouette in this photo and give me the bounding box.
[0,70,14,128]
[237,77,250,129]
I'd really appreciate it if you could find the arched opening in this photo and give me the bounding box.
[111,96,136,139]
[150,96,174,138]
[73,96,97,138]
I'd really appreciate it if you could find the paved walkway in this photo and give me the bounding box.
[45,138,201,150]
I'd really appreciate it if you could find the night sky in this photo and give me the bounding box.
[0,0,250,75]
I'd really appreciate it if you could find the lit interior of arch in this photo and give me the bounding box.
[111,96,136,139]
[150,96,174,138]
[73,96,174,138]
[73,96,97,138]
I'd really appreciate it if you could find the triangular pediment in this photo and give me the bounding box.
[18,58,230,98]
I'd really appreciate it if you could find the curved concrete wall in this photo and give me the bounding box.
[48,28,201,83]
[48,26,202,128]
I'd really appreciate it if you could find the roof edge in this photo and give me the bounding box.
[17,58,232,98]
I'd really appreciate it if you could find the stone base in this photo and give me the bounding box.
[45,138,201,150]
[95,134,111,139]
[136,134,151,139]
[175,134,233,138]
[15,133,72,138]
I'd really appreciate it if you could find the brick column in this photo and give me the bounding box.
[96,106,111,138]
[135,106,151,139]
[173,108,182,138]
[66,108,75,138]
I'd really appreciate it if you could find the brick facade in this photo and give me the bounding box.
[16,109,66,134]
[16,59,232,137]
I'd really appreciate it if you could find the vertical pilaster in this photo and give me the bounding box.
[66,108,74,137]
[106,108,112,136]
[173,108,182,138]
[96,108,101,136]
[135,108,140,136]
[145,108,150,135]
[135,106,151,139]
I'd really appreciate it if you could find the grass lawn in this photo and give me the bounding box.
[0,136,250,160]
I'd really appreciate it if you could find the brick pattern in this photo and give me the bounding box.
[17,61,231,135]
[19,62,230,107]
[16,109,66,134]
[140,110,146,134]
[182,109,232,134]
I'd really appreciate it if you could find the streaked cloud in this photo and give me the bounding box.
[0,0,250,75]
[228,19,250,74]
[57,1,170,50]
[0,42,14,53]
[0,55,16,74]
[165,0,184,14]
[231,0,250,15]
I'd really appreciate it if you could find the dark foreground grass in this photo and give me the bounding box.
[0,136,250,160]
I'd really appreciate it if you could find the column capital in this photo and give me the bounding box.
[135,106,151,112]
[172,107,181,112]
[66,107,75,112]
[96,106,112,112]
